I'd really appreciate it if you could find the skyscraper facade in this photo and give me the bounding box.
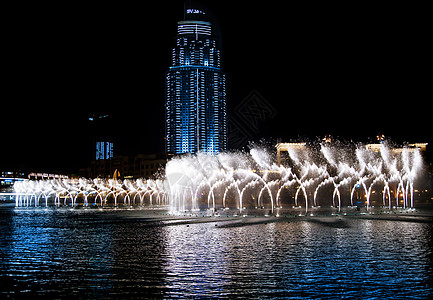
[89,113,115,161]
[165,5,227,155]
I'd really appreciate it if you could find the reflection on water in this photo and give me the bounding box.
[1,208,432,298]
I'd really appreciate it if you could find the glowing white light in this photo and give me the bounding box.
[13,142,426,216]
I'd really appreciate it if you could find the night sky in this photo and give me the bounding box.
[2,1,431,173]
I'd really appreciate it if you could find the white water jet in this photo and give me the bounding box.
[12,142,425,215]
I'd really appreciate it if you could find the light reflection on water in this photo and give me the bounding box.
[1,208,432,298]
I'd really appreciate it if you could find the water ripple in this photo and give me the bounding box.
[1,208,432,298]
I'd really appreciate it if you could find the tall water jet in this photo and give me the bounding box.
[13,141,427,215]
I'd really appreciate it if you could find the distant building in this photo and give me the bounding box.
[365,143,428,153]
[81,154,167,179]
[1,171,26,191]
[1,171,68,200]
[275,143,307,166]
[95,141,114,160]
[27,173,69,180]
[165,3,227,155]
[1,171,68,183]
[276,141,429,165]
[89,113,115,161]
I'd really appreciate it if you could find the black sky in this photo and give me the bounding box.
[2,1,431,173]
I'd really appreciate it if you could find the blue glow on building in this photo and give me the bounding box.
[165,5,227,155]
[96,141,113,160]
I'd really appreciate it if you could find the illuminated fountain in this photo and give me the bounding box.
[164,141,425,214]
[14,178,168,208]
[14,141,426,215]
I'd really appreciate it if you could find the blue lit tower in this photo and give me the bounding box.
[165,3,227,155]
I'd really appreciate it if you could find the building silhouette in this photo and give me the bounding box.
[165,2,227,155]
[80,153,167,179]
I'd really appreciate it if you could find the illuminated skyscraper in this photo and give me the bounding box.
[95,141,113,160]
[89,113,114,161]
[165,4,227,155]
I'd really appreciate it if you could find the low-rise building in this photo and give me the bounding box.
[80,154,168,179]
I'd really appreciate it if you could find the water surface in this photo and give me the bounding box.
[1,208,432,298]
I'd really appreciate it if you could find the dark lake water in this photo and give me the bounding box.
[1,207,433,299]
